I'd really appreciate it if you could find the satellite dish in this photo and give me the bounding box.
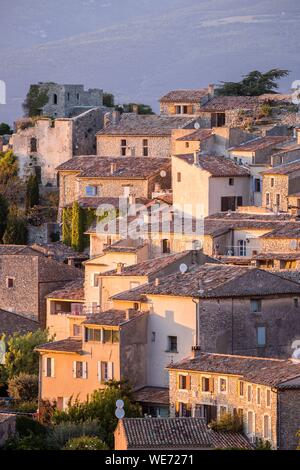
[160,170,167,178]
[194,122,200,129]
[116,399,124,409]
[179,263,188,274]
[115,408,125,419]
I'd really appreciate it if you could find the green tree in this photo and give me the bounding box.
[0,122,12,135]
[25,174,40,212]
[23,84,49,117]
[0,194,8,241]
[3,211,28,245]
[8,373,38,402]
[71,201,84,252]
[0,150,18,185]
[103,93,114,107]
[53,380,141,449]
[216,69,290,96]
[0,329,49,380]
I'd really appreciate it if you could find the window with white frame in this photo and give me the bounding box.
[85,185,98,197]
[257,326,266,347]
[219,377,227,393]
[263,414,271,440]
[90,272,100,287]
[73,361,87,379]
[98,361,114,383]
[45,357,55,378]
[250,299,262,313]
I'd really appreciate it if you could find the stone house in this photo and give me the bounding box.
[253,252,300,271]
[96,113,196,158]
[28,83,103,118]
[172,153,251,218]
[159,86,214,116]
[0,245,82,327]
[56,156,171,211]
[12,108,104,185]
[261,160,300,213]
[168,352,300,449]
[114,417,251,450]
[36,309,148,408]
[198,96,261,128]
[259,222,300,253]
[110,264,300,387]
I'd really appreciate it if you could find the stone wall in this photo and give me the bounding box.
[262,174,289,212]
[0,414,16,447]
[72,107,104,156]
[97,135,171,158]
[278,388,300,450]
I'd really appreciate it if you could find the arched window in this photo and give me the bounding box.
[53,93,58,105]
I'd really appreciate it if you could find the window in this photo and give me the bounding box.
[294,298,299,308]
[71,303,83,315]
[219,405,227,417]
[133,302,139,311]
[276,193,280,207]
[257,326,266,347]
[266,389,271,407]
[237,196,243,207]
[239,381,244,397]
[219,377,227,393]
[254,178,261,192]
[229,177,234,186]
[67,92,70,101]
[247,411,255,434]
[98,361,114,383]
[183,105,188,114]
[175,105,181,114]
[180,402,191,417]
[30,137,37,152]
[45,357,55,378]
[162,238,170,254]
[73,361,87,379]
[270,177,274,187]
[151,331,156,342]
[77,93,80,100]
[238,239,246,256]
[247,384,252,402]
[177,172,181,183]
[90,273,100,287]
[103,329,119,343]
[178,374,191,390]
[73,324,82,337]
[250,299,262,313]
[121,139,127,156]
[185,142,189,148]
[6,277,14,288]
[167,336,177,353]
[201,376,213,393]
[53,93,58,105]
[256,387,261,405]
[263,415,271,440]
[85,328,101,342]
[265,193,270,206]
[142,139,148,157]
[85,185,98,197]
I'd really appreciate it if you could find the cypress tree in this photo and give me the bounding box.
[71,201,84,252]
[0,194,8,242]
[3,215,27,245]
[25,174,39,212]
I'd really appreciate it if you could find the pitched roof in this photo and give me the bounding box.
[262,222,300,238]
[97,114,194,136]
[160,88,210,103]
[63,196,150,209]
[82,309,144,326]
[112,264,300,301]
[0,245,40,255]
[100,251,191,277]
[168,352,300,388]
[36,338,83,353]
[176,129,213,141]
[103,238,147,254]
[56,156,96,172]
[119,417,251,449]
[46,279,84,301]
[254,252,300,260]
[175,154,250,177]
[201,96,260,112]
[261,159,300,175]
[230,136,290,152]
[0,309,39,337]
[133,387,169,405]
[58,156,170,179]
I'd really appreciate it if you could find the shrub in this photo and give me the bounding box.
[259,104,272,117]
[8,373,38,402]
[12,399,38,413]
[16,415,47,438]
[64,436,108,450]
[25,174,39,212]
[46,419,103,449]
[256,438,272,450]
[209,412,243,433]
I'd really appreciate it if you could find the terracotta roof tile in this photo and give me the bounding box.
[168,352,300,388]
[0,309,39,337]
[160,88,210,103]
[175,154,250,177]
[46,280,84,301]
[82,309,145,326]
[133,387,169,405]
[97,114,195,136]
[262,222,300,238]
[36,338,83,353]
[230,136,289,152]
[176,129,213,141]
[261,159,300,175]
[201,96,260,112]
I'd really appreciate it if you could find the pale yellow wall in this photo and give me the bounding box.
[46,298,85,340]
[208,177,250,214]
[100,275,148,310]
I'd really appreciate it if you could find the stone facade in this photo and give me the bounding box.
[97,134,171,158]
[34,83,103,118]
[262,174,290,212]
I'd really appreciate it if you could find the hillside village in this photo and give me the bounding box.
[1,76,300,451]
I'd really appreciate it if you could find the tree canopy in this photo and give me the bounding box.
[0,122,12,135]
[216,69,290,96]
[23,84,49,117]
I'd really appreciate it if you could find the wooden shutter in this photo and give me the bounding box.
[73,361,77,378]
[108,362,114,380]
[209,377,214,393]
[175,402,179,415]
[82,362,88,379]
[186,375,191,390]
[97,361,101,382]
[43,357,47,377]
[187,105,193,114]
[51,358,55,378]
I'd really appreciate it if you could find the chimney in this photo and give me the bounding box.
[110,162,117,175]
[193,151,198,165]
[208,84,215,96]
[116,262,124,274]
[112,110,121,125]
[191,345,201,358]
[154,277,160,286]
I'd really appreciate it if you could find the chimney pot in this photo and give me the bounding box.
[116,262,124,274]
